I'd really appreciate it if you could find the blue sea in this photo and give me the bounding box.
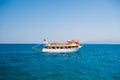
[0,44,120,80]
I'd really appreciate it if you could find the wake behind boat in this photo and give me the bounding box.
[42,39,81,53]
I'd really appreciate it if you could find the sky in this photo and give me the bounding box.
[0,0,120,44]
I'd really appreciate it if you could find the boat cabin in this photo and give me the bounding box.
[44,40,80,49]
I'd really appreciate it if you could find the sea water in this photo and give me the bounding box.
[0,44,120,80]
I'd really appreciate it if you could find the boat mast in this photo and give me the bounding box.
[43,39,48,44]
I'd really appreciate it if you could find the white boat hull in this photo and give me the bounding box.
[42,46,81,53]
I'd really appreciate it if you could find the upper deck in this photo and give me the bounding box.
[44,40,80,49]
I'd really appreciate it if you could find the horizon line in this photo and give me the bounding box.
[0,43,120,44]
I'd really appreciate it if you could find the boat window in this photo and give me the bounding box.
[52,47,55,49]
[48,46,50,49]
[60,47,63,49]
[65,46,68,49]
[56,47,59,49]
[68,46,71,48]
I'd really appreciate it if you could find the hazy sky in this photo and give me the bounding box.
[0,0,120,43]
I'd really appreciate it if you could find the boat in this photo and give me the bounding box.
[42,39,81,53]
